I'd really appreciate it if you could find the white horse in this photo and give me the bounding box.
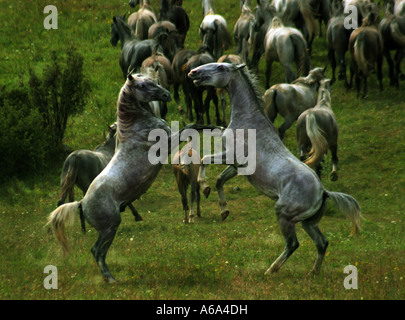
[188,62,361,275]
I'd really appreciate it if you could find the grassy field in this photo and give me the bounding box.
[0,0,404,300]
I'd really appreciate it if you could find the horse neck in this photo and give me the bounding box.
[97,135,117,156]
[202,0,215,16]
[117,22,134,49]
[226,70,266,122]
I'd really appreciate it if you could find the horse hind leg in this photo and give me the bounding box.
[128,203,143,221]
[330,144,338,181]
[265,214,299,274]
[91,222,120,283]
[301,195,329,275]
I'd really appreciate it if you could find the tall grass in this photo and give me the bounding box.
[0,0,403,300]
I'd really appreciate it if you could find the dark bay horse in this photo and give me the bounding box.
[159,0,190,46]
[57,123,143,232]
[172,47,219,124]
[234,0,255,64]
[326,0,353,87]
[379,4,405,88]
[111,15,177,78]
[296,79,339,181]
[48,73,172,283]
[188,62,361,275]
[349,12,384,98]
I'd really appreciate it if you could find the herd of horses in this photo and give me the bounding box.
[47,0,404,283]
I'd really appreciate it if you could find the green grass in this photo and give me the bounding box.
[0,0,404,300]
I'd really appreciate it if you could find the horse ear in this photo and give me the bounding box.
[113,16,117,22]
[235,64,246,70]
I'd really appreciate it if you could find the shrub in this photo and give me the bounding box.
[0,46,90,180]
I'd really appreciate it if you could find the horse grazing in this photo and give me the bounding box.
[217,54,244,126]
[263,66,326,140]
[159,0,190,46]
[47,73,172,283]
[172,142,201,223]
[296,79,339,181]
[264,17,311,87]
[379,3,405,88]
[326,0,353,87]
[349,12,384,98]
[128,0,157,40]
[199,0,232,60]
[188,62,361,276]
[233,0,255,64]
[57,123,143,232]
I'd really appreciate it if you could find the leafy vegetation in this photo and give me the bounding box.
[0,0,403,300]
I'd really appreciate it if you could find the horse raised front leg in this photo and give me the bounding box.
[198,150,229,199]
[216,165,238,221]
[91,221,121,284]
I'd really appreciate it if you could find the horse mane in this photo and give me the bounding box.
[116,79,153,142]
[237,66,264,108]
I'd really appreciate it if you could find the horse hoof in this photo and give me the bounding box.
[330,172,338,181]
[203,187,211,198]
[104,276,116,284]
[135,216,143,222]
[221,210,230,221]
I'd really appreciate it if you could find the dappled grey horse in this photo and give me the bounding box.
[57,123,143,233]
[263,67,326,140]
[296,79,339,181]
[48,73,172,283]
[188,62,361,275]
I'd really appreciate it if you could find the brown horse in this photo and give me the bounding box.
[128,0,157,40]
[349,11,384,98]
[173,142,201,223]
[379,3,405,88]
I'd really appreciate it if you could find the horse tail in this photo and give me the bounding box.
[304,111,328,168]
[299,0,317,44]
[354,33,369,76]
[59,155,79,203]
[290,33,310,77]
[216,20,232,51]
[390,19,405,47]
[263,88,278,122]
[47,201,82,255]
[325,191,362,235]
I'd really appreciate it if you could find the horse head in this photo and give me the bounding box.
[126,73,172,103]
[188,62,246,88]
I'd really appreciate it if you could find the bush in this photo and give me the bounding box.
[0,47,90,180]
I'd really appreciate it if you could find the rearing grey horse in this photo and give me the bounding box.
[47,73,172,283]
[188,62,361,275]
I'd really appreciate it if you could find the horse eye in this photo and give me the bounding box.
[218,65,224,71]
